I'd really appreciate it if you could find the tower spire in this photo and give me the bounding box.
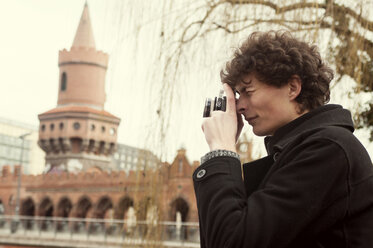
[38,0,119,174]
[71,3,96,49]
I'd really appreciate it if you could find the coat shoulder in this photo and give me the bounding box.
[305,125,364,154]
[311,126,373,184]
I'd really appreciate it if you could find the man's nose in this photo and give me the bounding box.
[236,97,246,114]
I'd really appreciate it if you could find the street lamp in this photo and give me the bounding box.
[11,132,32,233]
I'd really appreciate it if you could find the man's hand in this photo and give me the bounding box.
[202,83,243,152]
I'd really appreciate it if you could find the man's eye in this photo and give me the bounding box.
[246,90,254,96]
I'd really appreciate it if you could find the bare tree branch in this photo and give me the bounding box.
[225,0,373,31]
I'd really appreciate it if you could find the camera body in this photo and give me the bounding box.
[203,90,227,117]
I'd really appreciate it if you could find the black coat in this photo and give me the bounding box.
[193,104,373,248]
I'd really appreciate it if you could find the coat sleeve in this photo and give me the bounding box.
[193,139,349,248]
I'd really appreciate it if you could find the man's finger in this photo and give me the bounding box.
[223,83,236,113]
[236,113,244,142]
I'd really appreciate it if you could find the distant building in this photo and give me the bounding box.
[112,143,160,173]
[38,3,120,173]
[0,147,200,226]
[0,117,45,174]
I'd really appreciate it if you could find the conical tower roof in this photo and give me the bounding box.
[71,2,96,49]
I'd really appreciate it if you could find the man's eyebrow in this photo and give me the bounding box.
[235,79,252,93]
[241,79,252,85]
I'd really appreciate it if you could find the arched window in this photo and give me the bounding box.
[178,159,183,173]
[61,72,67,91]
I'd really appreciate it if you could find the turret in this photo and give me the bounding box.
[38,3,120,173]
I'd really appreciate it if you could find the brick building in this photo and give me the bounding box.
[38,3,120,173]
[0,147,199,223]
[0,3,253,228]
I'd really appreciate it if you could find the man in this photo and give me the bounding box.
[194,31,373,247]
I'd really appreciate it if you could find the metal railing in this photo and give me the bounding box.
[0,215,200,248]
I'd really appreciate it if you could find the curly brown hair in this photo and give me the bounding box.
[220,30,334,112]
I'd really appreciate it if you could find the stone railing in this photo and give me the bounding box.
[0,215,200,248]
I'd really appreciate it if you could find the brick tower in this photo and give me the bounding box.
[38,3,120,173]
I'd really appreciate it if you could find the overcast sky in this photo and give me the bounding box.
[0,0,92,124]
[0,0,372,162]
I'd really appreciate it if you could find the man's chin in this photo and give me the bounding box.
[252,127,270,137]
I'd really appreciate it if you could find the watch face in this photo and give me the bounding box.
[73,122,80,130]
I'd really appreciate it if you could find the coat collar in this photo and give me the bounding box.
[243,154,274,197]
[264,104,354,155]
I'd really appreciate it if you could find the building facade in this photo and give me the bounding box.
[38,3,120,173]
[0,117,45,175]
[112,143,160,173]
[0,147,200,230]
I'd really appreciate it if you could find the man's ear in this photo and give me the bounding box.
[288,75,302,100]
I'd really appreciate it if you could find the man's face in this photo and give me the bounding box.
[235,73,300,136]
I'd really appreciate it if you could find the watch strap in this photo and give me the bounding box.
[201,149,240,164]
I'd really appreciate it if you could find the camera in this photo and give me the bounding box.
[203,89,227,117]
